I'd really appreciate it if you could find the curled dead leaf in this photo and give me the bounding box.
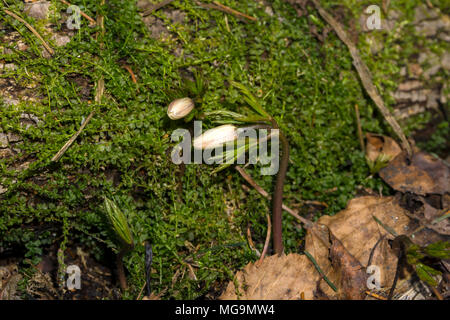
[318,196,411,289]
[329,233,368,300]
[219,253,320,300]
[379,151,449,196]
[305,224,368,300]
[365,133,402,163]
[220,196,443,300]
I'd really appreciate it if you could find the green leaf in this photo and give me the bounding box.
[424,241,450,259]
[406,244,424,265]
[205,110,269,123]
[372,215,398,237]
[432,212,450,224]
[415,263,441,287]
[104,197,134,246]
[230,81,271,119]
[304,250,338,292]
[212,162,233,173]
[366,153,392,174]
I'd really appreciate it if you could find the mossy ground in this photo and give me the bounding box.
[0,0,448,299]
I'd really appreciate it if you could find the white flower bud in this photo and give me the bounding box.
[193,124,238,150]
[167,97,194,120]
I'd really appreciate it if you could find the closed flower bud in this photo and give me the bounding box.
[193,124,238,150]
[167,97,195,120]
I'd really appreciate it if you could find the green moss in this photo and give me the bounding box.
[0,0,446,299]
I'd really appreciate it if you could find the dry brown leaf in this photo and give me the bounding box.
[304,224,336,298]
[423,206,450,236]
[221,197,412,299]
[219,253,320,300]
[221,142,448,300]
[380,151,449,195]
[329,233,368,299]
[365,133,402,163]
[409,198,450,236]
[220,196,425,300]
[392,194,450,247]
[305,197,411,299]
[318,196,411,288]
[305,224,368,300]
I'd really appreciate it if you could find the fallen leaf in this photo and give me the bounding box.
[219,253,320,300]
[220,196,438,300]
[317,196,411,289]
[380,151,449,196]
[329,233,368,299]
[365,133,402,163]
[221,143,448,300]
[416,200,450,236]
[305,224,369,299]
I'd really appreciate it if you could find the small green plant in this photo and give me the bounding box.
[3,0,445,299]
[366,153,395,175]
[167,81,290,255]
[104,197,133,247]
[374,220,449,296]
[407,241,450,286]
[104,197,134,290]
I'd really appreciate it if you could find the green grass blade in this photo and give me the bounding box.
[104,197,134,246]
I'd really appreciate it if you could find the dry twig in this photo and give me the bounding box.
[235,166,313,228]
[59,0,96,25]
[123,65,138,84]
[247,225,261,257]
[196,1,257,22]
[310,0,412,158]
[51,1,106,162]
[136,281,146,300]
[51,109,96,162]
[212,1,257,21]
[429,285,444,301]
[365,290,387,300]
[256,214,272,266]
[3,9,54,56]
[354,104,365,153]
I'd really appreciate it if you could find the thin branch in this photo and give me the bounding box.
[256,214,271,266]
[270,124,289,255]
[367,234,385,267]
[246,225,261,257]
[51,109,95,162]
[123,65,138,84]
[136,281,146,300]
[141,0,176,17]
[365,290,387,300]
[196,1,257,22]
[3,9,54,56]
[235,165,313,228]
[59,0,96,26]
[429,284,444,301]
[310,0,412,159]
[212,1,257,21]
[51,1,106,162]
[354,104,365,153]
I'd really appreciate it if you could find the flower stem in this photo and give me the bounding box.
[116,244,133,291]
[271,119,289,255]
